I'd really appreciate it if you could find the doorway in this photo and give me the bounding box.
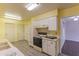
[61,16,79,55]
[5,23,16,42]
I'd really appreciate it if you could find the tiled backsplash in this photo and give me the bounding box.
[33,27,57,37]
[48,31,57,35]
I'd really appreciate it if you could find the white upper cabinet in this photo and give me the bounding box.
[46,17,57,30]
[32,16,57,31]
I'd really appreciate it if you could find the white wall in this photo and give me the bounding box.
[60,16,79,51]
[65,17,79,42]
[60,19,66,51]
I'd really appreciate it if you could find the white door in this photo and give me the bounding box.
[17,24,24,40]
[5,23,16,42]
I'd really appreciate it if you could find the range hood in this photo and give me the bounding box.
[36,27,48,35]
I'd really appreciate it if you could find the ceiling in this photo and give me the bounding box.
[0,3,79,20]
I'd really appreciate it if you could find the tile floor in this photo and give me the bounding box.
[12,40,67,56]
[12,40,48,56]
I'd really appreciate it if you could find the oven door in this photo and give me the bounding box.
[33,37,42,48]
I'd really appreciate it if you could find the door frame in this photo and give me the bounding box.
[60,15,79,53]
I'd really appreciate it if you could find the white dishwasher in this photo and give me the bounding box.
[42,37,59,56]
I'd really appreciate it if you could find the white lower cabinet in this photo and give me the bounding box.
[42,38,48,53]
[42,37,58,56]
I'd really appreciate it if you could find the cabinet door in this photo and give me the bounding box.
[47,40,56,55]
[48,17,57,30]
[42,38,48,53]
[32,16,57,30]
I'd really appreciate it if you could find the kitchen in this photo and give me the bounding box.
[28,16,60,56]
[0,3,79,56]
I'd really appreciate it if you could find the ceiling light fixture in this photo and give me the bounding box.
[4,13,22,20]
[25,3,40,11]
[74,17,78,21]
[74,16,79,21]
